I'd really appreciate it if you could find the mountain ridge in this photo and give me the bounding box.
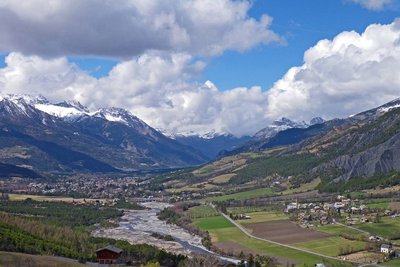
[0,94,209,178]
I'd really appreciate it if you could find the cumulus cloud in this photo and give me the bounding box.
[349,0,394,10]
[0,0,280,58]
[267,20,400,121]
[0,52,269,136]
[1,15,400,137]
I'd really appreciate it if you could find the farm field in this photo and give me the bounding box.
[363,198,393,209]
[389,202,400,210]
[342,251,383,264]
[186,205,219,219]
[353,217,400,239]
[313,224,368,239]
[193,213,352,266]
[0,252,87,267]
[227,206,275,214]
[193,215,234,230]
[237,211,289,224]
[210,173,236,184]
[282,178,321,195]
[292,237,366,257]
[205,187,274,202]
[243,220,330,244]
[8,193,105,203]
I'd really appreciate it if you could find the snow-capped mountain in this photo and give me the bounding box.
[174,132,251,160]
[162,128,228,140]
[0,94,208,176]
[159,128,251,159]
[350,97,400,121]
[5,95,159,138]
[254,117,324,140]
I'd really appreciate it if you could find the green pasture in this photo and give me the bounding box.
[292,237,366,257]
[186,205,219,219]
[354,217,400,239]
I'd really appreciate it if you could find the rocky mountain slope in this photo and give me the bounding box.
[164,97,400,192]
[219,117,326,157]
[0,94,208,178]
[297,100,400,183]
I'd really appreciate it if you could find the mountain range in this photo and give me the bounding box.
[3,93,400,188]
[0,94,209,178]
[160,96,400,193]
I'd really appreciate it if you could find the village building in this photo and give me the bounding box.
[96,245,123,265]
[381,244,393,254]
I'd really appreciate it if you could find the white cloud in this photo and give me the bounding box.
[0,52,269,136]
[349,0,394,10]
[2,17,400,138]
[267,20,400,121]
[0,53,96,101]
[0,0,280,58]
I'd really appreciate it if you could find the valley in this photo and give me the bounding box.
[2,96,400,266]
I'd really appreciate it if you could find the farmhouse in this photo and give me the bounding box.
[381,244,393,254]
[96,245,123,265]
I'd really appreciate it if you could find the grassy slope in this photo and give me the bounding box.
[0,252,87,267]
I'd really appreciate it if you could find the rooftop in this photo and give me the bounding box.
[96,245,123,254]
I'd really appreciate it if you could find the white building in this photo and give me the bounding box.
[381,244,393,254]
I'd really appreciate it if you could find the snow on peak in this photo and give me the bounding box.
[93,108,129,124]
[35,103,86,119]
[55,100,89,112]
[0,94,49,117]
[0,94,48,105]
[255,117,316,140]
[377,98,400,113]
[93,107,150,128]
[272,117,308,128]
[310,117,325,125]
[166,129,229,139]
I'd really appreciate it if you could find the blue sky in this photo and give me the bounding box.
[0,0,399,136]
[48,0,400,91]
[205,0,400,90]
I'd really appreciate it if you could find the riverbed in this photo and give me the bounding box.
[92,202,237,263]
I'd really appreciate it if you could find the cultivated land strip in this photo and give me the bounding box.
[212,205,387,267]
[333,220,370,235]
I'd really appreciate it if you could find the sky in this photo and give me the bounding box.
[0,0,399,136]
